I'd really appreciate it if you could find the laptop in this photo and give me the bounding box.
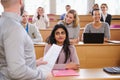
[83,33,104,44]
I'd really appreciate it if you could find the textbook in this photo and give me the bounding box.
[37,44,63,77]
[52,69,79,77]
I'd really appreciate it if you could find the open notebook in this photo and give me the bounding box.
[52,69,79,77]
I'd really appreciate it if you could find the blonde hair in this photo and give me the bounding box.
[63,9,79,28]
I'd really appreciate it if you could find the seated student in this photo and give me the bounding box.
[21,11,43,43]
[58,9,80,44]
[82,9,110,41]
[44,24,80,70]
[90,3,99,15]
[60,5,71,20]
[32,7,49,29]
[100,3,112,26]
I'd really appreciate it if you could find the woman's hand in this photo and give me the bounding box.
[65,62,80,70]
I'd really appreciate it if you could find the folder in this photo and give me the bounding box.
[52,69,79,77]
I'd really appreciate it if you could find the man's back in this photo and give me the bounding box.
[0,12,39,80]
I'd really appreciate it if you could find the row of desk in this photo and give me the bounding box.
[40,28,120,42]
[29,15,120,28]
[34,42,120,80]
[34,42,120,68]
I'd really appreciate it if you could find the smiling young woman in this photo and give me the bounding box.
[44,24,80,70]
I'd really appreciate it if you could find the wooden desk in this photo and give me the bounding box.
[52,68,120,80]
[34,43,120,68]
[39,28,120,41]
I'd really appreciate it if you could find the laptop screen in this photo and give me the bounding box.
[83,33,104,44]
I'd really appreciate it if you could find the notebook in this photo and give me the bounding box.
[103,67,120,74]
[52,69,79,77]
[83,33,104,44]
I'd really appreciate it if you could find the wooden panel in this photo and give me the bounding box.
[34,44,44,59]
[76,44,120,68]
[39,29,52,42]
[34,43,120,68]
[110,28,120,40]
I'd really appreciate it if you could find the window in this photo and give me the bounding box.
[24,0,50,15]
[95,0,120,15]
[56,0,88,15]
[0,3,4,15]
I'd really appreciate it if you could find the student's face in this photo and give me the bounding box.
[65,13,74,24]
[101,5,107,12]
[66,6,71,12]
[37,8,44,15]
[55,28,66,45]
[22,12,29,23]
[93,10,101,22]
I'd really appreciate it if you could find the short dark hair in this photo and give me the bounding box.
[66,5,71,7]
[101,3,108,8]
[92,9,100,16]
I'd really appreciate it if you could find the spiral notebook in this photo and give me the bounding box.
[52,69,79,77]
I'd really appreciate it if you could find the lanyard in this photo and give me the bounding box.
[25,23,29,33]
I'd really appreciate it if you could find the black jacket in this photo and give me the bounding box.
[100,14,112,26]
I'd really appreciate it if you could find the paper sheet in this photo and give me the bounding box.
[37,44,62,74]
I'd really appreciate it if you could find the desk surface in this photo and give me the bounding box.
[52,68,120,80]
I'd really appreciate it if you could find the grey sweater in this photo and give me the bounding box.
[83,22,110,39]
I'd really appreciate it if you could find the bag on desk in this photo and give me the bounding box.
[103,67,120,74]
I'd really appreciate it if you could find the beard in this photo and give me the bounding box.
[20,4,24,16]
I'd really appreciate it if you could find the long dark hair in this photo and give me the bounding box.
[46,24,71,63]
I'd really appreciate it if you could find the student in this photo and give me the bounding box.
[90,3,99,15]
[100,3,112,26]
[83,9,110,41]
[0,0,51,80]
[58,9,80,44]
[21,11,43,43]
[60,5,71,20]
[45,24,80,70]
[32,7,49,29]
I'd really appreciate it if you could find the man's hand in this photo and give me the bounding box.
[36,57,47,66]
